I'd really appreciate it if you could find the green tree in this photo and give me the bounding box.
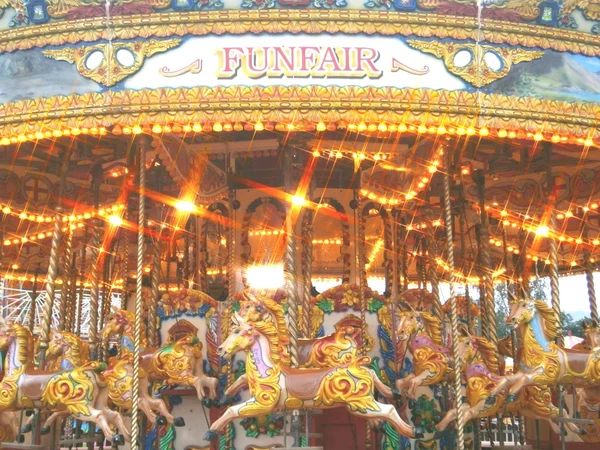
[494,283,511,339]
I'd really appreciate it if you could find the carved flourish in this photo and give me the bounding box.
[43,39,182,86]
[408,40,544,87]
[1,11,600,58]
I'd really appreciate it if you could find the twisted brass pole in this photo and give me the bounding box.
[76,228,88,335]
[27,266,40,332]
[131,140,147,450]
[301,211,314,338]
[428,242,443,323]
[283,151,300,368]
[39,207,63,363]
[88,218,103,361]
[66,253,78,332]
[474,170,498,350]
[149,226,161,348]
[59,227,74,330]
[443,152,465,450]
[121,223,129,310]
[584,226,598,323]
[225,188,236,450]
[357,198,368,356]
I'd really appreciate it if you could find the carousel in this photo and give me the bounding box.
[2,1,600,450]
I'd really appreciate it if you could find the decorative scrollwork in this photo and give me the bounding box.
[43,39,182,86]
[408,40,544,87]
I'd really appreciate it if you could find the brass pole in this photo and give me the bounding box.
[27,266,40,332]
[131,138,148,450]
[58,228,74,330]
[443,149,465,450]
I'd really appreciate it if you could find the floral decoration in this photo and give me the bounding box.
[158,288,218,319]
[409,395,442,434]
[364,0,393,8]
[241,0,277,9]
[240,414,285,437]
[312,0,347,8]
[312,283,385,313]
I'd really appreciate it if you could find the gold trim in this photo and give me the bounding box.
[2,10,600,57]
[408,40,544,87]
[43,39,182,86]
[0,86,599,139]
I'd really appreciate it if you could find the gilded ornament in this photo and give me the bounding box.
[1,11,600,59]
[407,40,544,87]
[43,39,182,87]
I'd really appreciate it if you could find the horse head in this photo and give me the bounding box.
[505,297,536,329]
[101,306,133,340]
[583,319,600,350]
[217,316,257,358]
[46,332,66,362]
[396,308,421,341]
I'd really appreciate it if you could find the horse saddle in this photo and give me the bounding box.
[282,366,346,400]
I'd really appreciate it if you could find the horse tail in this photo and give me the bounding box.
[367,367,393,400]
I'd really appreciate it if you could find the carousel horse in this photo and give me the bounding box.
[504,297,600,395]
[436,331,579,435]
[20,331,91,434]
[221,292,384,403]
[394,308,452,398]
[204,313,416,441]
[578,320,600,350]
[0,411,19,442]
[0,319,128,445]
[101,307,219,401]
[44,331,184,429]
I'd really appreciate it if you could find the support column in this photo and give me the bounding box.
[58,227,74,330]
[301,210,314,338]
[473,170,498,350]
[27,266,40,332]
[131,137,148,450]
[443,149,465,450]
[38,206,63,363]
[149,224,161,348]
[76,229,88,335]
[88,167,104,362]
[283,150,300,368]
[584,226,598,323]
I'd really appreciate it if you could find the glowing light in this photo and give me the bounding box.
[291,195,306,207]
[174,200,197,213]
[533,132,544,141]
[254,122,264,131]
[247,265,284,290]
[498,129,508,138]
[108,214,123,227]
[152,124,163,134]
[535,225,550,237]
[316,122,326,132]
[213,122,223,132]
[132,125,143,135]
[312,150,320,157]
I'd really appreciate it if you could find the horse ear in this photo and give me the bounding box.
[234,310,244,326]
[583,320,588,329]
[593,319,599,328]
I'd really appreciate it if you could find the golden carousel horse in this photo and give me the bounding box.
[0,319,128,445]
[101,307,219,401]
[204,312,417,441]
[436,331,579,435]
[504,298,600,394]
[394,308,452,398]
[45,330,185,430]
[221,292,386,403]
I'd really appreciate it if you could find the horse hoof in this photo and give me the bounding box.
[485,395,496,406]
[392,388,402,400]
[579,428,587,436]
[201,398,211,408]
[40,426,51,435]
[20,424,32,434]
[204,431,219,441]
[16,434,25,443]
[415,432,424,439]
[157,416,167,426]
[25,410,34,417]
[113,434,125,446]
[218,396,231,407]
[174,417,186,427]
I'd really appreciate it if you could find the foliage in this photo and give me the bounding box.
[494,283,511,340]
[240,414,284,437]
[409,395,442,434]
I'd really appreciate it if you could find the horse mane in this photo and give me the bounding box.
[420,312,443,346]
[251,320,281,366]
[11,323,33,365]
[61,332,83,363]
[472,336,500,373]
[248,293,290,366]
[533,300,559,340]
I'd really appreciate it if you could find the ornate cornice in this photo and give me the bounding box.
[0,86,599,140]
[1,10,600,56]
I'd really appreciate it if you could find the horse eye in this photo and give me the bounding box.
[235,330,240,334]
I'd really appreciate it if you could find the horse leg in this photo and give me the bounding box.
[436,409,457,431]
[347,401,415,438]
[367,368,393,400]
[224,374,247,397]
[102,408,130,442]
[394,374,414,397]
[40,410,70,434]
[20,413,34,433]
[192,356,219,400]
[204,399,274,440]
[407,370,433,399]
